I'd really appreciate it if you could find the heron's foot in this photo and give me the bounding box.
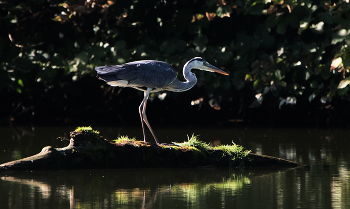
[143,136,148,143]
[151,142,181,153]
[157,143,181,147]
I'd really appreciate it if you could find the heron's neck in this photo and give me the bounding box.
[168,62,197,92]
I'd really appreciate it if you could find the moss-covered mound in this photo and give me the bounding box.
[0,127,299,172]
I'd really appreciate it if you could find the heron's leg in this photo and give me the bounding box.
[141,88,160,144]
[139,91,149,143]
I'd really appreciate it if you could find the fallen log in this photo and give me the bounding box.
[0,127,299,172]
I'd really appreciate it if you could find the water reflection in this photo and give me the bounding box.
[1,166,349,209]
[1,127,350,208]
[0,168,252,209]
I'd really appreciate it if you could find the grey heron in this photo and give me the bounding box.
[95,57,229,144]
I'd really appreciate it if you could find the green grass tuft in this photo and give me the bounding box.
[173,134,210,151]
[75,126,100,135]
[173,135,250,163]
[215,141,251,161]
[113,135,136,143]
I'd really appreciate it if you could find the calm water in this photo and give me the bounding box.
[0,126,350,209]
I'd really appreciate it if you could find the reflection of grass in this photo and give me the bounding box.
[171,175,250,197]
[113,135,136,143]
[110,174,250,207]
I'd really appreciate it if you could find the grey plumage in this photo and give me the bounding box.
[95,57,229,144]
[96,60,177,91]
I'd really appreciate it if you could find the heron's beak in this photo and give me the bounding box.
[204,63,229,75]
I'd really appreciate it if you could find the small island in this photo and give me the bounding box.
[0,127,299,172]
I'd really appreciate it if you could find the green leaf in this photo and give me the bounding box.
[310,81,318,88]
[293,83,299,90]
[15,57,36,72]
[184,48,196,58]
[216,6,231,17]
[343,49,350,69]
[175,40,187,52]
[275,70,283,80]
[332,29,349,44]
[265,13,279,29]
[310,21,324,34]
[195,45,207,53]
[309,93,316,102]
[16,87,22,93]
[260,34,274,48]
[319,11,332,24]
[233,70,246,90]
[253,79,260,89]
[17,79,24,87]
[245,74,253,81]
[279,99,286,109]
[320,64,332,80]
[249,100,262,108]
[91,46,105,60]
[304,43,317,54]
[115,40,126,50]
[338,85,349,95]
[279,81,287,87]
[249,3,264,15]
[276,22,287,35]
[338,79,350,89]
[320,96,327,103]
[305,69,312,80]
[193,35,208,47]
[217,51,233,64]
[235,33,260,55]
[76,51,89,64]
[160,41,177,54]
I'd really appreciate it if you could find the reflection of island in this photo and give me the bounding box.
[1,173,75,209]
[0,168,256,209]
[3,165,345,209]
[1,176,53,199]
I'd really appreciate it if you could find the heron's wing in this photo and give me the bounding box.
[96,61,177,89]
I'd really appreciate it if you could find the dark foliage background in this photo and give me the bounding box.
[1,0,350,127]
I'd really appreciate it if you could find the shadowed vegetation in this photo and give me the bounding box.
[2,0,350,126]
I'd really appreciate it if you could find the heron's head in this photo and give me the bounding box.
[188,57,229,75]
